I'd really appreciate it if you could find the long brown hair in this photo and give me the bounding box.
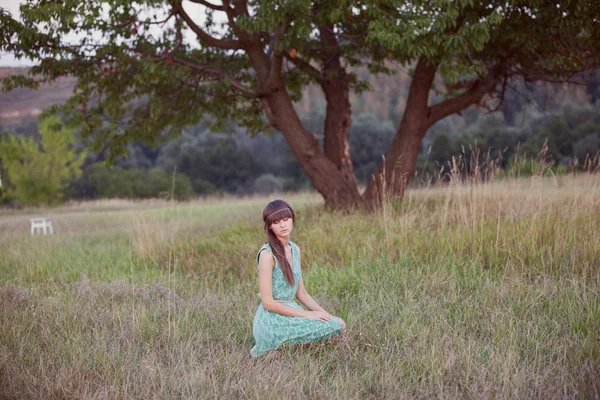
[262,199,296,286]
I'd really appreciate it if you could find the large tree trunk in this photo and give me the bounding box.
[362,58,504,210]
[363,58,437,210]
[266,89,362,210]
[245,22,501,212]
[319,25,356,187]
[362,110,429,210]
[247,30,362,211]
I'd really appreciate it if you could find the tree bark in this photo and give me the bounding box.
[243,15,504,212]
[363,60,505,210]
[363,58,437,210]
[266,89,363,211]
[247,43,362,211]
[318,25,357,188]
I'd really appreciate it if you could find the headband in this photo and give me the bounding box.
[266,207,291,219]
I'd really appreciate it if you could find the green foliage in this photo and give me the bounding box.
[0,116,84,206]
[2,0,599,162]
[347,113,395,183]
[518,111,600,165]
[412,105,600,184]
[157,132,264,194]
[430,132,453,169]
[573,133,600,163]
[253,173,284,194]
[522,117,572,162]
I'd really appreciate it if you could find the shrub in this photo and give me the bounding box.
[0,116,84,206]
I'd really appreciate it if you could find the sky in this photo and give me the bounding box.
[0,0,31,66]
[0,0,219,67]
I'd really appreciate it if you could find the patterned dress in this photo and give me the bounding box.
[250,241,343,358]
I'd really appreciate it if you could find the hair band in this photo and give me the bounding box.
[266,207,291,219]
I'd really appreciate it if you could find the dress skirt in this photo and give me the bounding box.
[250,301,343,358]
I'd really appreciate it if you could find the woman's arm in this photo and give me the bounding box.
[257,250,310,318]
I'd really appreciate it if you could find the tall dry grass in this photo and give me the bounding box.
[1,168,599,398]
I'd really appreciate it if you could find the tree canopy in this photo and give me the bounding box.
[2,0,599,210]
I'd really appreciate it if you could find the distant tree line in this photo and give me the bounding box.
[1,100,599,207]
[420,103,600,181]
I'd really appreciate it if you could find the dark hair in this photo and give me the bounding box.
[262,199,296,286]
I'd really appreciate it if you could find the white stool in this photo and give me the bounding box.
[30,217,54,235]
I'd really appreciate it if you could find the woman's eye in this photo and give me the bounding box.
[273,220,280,225]
[282,217,289,221]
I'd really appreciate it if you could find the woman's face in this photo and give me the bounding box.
[269,216,293,239]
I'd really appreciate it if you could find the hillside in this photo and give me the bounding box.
[0,68,76,120]
[1,66,593,132]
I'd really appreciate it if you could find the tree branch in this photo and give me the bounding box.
[146,10,176,26]
[284,54,325,84]
[187,0,225,11]
[268,22,291,87]
[171,56,256,97]
[221,0,250,42]
[427,65,506,127]
[486,75,508,113]
[172,3,243,50]
[231,0,249,16]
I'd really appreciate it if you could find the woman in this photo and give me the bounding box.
[250,199,347,358]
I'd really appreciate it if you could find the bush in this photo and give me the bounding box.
[573,133,600,163]
[0,116,84,206]
[254,173,284,194]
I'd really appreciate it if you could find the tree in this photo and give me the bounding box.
[0,116,84,206]
[521,116,573,164]
[347,113,395,184]
[254,173,284,194]
[573,133,600,164]
[585,70,600,104]
[2,1,599,210]
[156,132,264,193]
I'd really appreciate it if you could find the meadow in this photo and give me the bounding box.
[0,174,599,399]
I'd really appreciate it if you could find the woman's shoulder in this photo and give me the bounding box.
[259,241,300,251]
[258,242,272,251]
[289,240,300,252]
[256,242,274,264]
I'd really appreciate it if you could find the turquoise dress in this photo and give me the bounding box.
[250,241,343,358]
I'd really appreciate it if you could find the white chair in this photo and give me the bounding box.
[30,217,54,235]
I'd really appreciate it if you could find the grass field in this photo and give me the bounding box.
[1,174,599,399]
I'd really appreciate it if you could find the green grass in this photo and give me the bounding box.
[1,176,599,399]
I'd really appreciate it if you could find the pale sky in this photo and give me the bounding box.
[0,0,211,67]
[0,0,31,66]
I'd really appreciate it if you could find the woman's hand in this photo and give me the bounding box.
[305,311,332,322]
